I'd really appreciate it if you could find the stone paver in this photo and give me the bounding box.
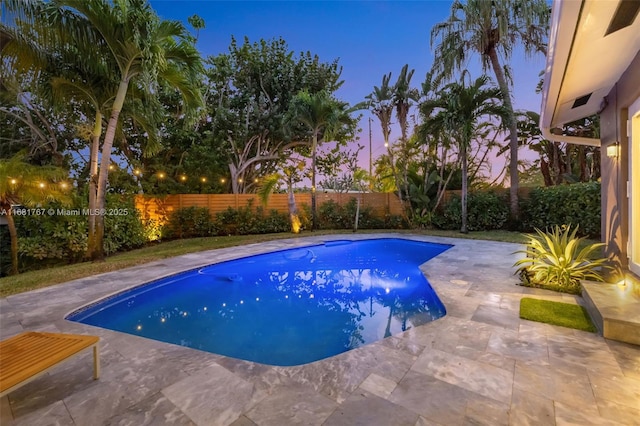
[1,234,639,425]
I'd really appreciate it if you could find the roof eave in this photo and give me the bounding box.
[540,0,601,147]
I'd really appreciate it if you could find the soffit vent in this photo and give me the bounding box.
[572,93,592,109]
[605,0,640,36]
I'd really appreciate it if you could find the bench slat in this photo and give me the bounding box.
[0,331,99,394]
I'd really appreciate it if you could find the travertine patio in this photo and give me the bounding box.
[1,234,639,425]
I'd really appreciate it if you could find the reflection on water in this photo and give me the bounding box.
[69,238,450,366]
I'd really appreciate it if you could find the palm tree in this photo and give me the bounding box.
[288,90,355,230]
[257,159,306,233]
[430,0,549,219]
[0,154,69,275]
[393,64,419,209]
[366,73,394,150]
[366,73,398,193]
[40,0,203,260]
[421,74,507,233]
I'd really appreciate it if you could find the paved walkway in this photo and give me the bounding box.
[1,234,639,425]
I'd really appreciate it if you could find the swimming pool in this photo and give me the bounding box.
[67,238,451,366]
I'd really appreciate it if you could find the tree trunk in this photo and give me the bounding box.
[311,134,318,231]
[579,146,587,181]
[6,207,18,275]
[90,81,128,261]
[287,178,300,233]
[540,159,552,186]
[229,164,240,194]
[353,194,361,233]
[487,48,519,219]
[552,142,561,185]
[460,143,469,234]
[86,111,102,259]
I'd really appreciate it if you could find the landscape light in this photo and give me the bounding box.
[606,142,620,158]
[38,182,45,189]
[9,178,17,185]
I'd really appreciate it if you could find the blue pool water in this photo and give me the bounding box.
[67,238,451,366]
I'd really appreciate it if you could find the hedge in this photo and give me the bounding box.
[520,182,601,237]
[432,183,601,237]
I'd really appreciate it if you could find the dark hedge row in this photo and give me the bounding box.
[162,198,407,238]
[432,182,601,237]
[520,182,601,237]
[11,195,146,272]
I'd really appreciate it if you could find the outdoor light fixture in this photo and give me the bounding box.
[606,142,620,158]
[9,178,17,185]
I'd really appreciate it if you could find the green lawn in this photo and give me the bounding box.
[0,229,529,298]
[519,297,597,332]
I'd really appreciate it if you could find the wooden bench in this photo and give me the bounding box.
[0,331,100,397]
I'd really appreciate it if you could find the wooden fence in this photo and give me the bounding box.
[135,192,404,225]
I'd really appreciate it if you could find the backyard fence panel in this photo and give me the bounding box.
[135,192,403,226]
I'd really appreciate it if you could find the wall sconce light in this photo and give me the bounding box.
[606,142,620,158]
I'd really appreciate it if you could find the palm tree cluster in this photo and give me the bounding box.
[366,0,550,230]
[2,0,204,261]
[430,0,550,219]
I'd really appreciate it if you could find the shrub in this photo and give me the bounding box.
[520,182,601,237]
[215,204,256,235]
[342,198,386,229]
[432,191,509,231]
[317,198,392,230]
[250,207,290,234]
[384,213,408,229]
[298,204,312,231]
[513,225,610,294]
[103,196,146,254]
[18,208,88,265]
[318,200,348,229]
[0,226,10,276]
[16,195,145,268]
[163,206,216,239]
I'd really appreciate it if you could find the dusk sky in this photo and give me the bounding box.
[151,0,547,177]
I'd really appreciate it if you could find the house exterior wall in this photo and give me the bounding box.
[600,50,640,277]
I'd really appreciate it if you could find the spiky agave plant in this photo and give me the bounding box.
[514,225,610,293]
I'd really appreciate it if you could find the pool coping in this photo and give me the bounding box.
[1,233,639,425]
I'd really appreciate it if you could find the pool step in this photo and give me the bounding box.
[581,280,640,346]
